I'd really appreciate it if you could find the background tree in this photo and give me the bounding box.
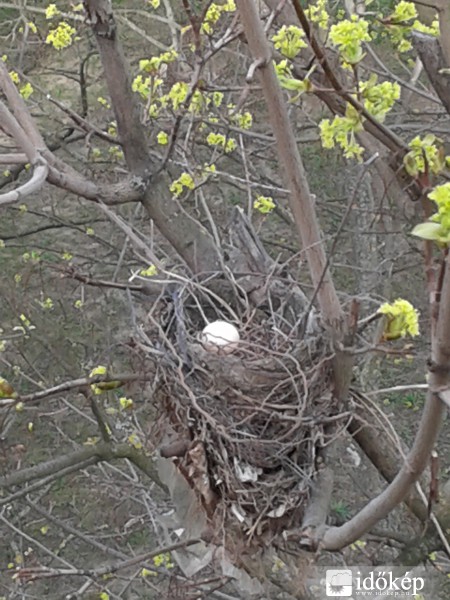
[1,1,450,598]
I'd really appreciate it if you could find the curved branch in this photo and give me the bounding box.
[0,57,143,206]
[0,163,48,207]
[322,253,450,550]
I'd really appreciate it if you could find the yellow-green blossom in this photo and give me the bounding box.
[204,163,217,175]
[108,146,123,160]
[189,89,209,114]
[20,83,33,99]
[206,132,236,153]
[359,76,400,122]
[89,365,121,395]
[378,299,419,339]
[202,1,236,34]
[46,22,76,50]
[157,131,168,145]
[404,134,444,177]
[139,49,177,74]
[272,25,307,59]
[97,96,111,108]
[319,105,364,160]
[153,552,174,569]
[387,1,417,24]
[168,81,188,110]
[254,195,275,214]
[128,432,143,449]
[412,19,439,36]
[305,0,329,29]
[45,4,60,19]
[140,264,158,277]
[20,313,32,328]
[212,91,224,107]
[231,110,253,130]
[329,16,371,64]
[119,397,133,410]
[170,172,195,197]
[39,297,53,310]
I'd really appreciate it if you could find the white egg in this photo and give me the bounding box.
[200,320,240,354]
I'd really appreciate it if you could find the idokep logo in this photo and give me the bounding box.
[326,570,353,596]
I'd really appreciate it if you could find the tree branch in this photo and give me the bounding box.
[0,152,27,164]
[82,0,223,273]
[0,163,48,207]
[322,253,450,549]
[0,442,167,494]
[16,538,200,581]
[83,0,150,176]
[235,0,343,330]
[0,58,143,206]
[288,0,407,154]
[412,32,450,117]
[0,373,153,407]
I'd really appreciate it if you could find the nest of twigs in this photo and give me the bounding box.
[145,274,343,545]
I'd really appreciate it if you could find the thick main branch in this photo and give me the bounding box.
[235,0,342,329]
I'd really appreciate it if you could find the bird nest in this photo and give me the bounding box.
[144,276,343,545]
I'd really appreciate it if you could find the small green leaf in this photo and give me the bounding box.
[411,222,443,240]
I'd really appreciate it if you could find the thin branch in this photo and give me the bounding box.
[0,53,143,206]
[96,201,163,268]
[116,15,170,51]
[412,32,450,117]
[63,268,146,292]
[26,499,128,560]
[43,91,119,146]
[304,153,379,324]
[366,383,428,395]
[16,538,201,581]
[0,373,153,407]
